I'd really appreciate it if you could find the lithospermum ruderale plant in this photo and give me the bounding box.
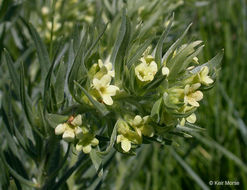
[0,7,223,189]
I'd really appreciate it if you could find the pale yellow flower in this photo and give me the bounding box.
[186,113,197,123]
[193,57,199,64]
[55,122,75,142]
[62,127,75,142]
[41,6,49,15]
[135,59,158,82]
[71,114,82,126]
[197,66,214,85]
[55,115,83,142]
[55,123,67,135]
[92,74,119,105]
[180,113,197,126]
[184,83,203,107]
[117,135,131,152]
[98,59,115,77]
[162,66,170,76]
[116,119,143,152]
[76,136,99,154]
[75,126,99,154]
[131,115,154,137]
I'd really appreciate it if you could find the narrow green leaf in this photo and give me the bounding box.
[155,14,174,67]
[4,49,19,97]
[167,41,203,77]
[22,19,50,79]
[127,38,153,68]
[151,98,163,123]
[45,113,69,128]
[74,81,109,116]
[68,28,87,97]
[191,50,224,74]
[90,149,103,177]
[162,23,192,63]
[85,23,108,59]
[97,120,118,156]
[55,59,67,105]
[110,9,127,66]
[20,63,43,137]
[43,55,56,113]
[111,9,131,82]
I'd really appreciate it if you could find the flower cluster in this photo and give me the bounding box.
[55,115,99,154]
[116,115,154,152]
[135,55,158,82]
[113,48,214,152]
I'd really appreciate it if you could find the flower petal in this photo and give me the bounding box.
[204,76,214,85]
[93,78,101,89]
[102,94,113,105]
[105,85,119,96]
[100,74,111,86]
[185,96,199,107]
[186,113,196,123]
[121,139,131,152]
[192,91,203,101]
[71,114,82,126]
[133,115,142,126]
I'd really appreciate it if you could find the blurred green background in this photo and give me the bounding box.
[0,0,246,189]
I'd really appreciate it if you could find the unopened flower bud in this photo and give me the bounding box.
[162,66,170,76]
[71,114,82,126]
[133,115,142,126]
[121,139,131,152]
[76,144,83,151]
[82,145,92,154]
[62,129,75,142]
[91,138,99,146]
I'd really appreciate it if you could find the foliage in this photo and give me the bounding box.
[0,0,244,190]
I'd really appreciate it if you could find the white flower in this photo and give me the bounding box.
[184,83,203,107]
[92,74,119,105]
[198,66,214,85]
